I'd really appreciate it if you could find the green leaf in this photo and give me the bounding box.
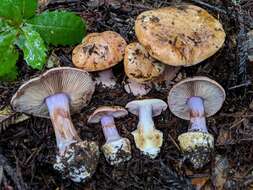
[0,46,18,81]
[14,0,37,19]
[26,11,86,45]
[0,0,22,23]
[0,26,17,46]
[17,26,47,70]
[0,23,18,81]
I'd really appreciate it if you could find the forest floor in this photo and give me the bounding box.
[0,0,253,189]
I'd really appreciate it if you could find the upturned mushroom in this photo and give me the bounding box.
[11,67,99,182]
[72,31,127,88]
[126,99,167,158]
[167,76,225,169]
[135,4,226,66]
[88,106,131,165]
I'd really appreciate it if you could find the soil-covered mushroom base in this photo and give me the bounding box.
[0,0,253,189]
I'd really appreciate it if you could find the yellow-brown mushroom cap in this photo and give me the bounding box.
[135,4,226,66]
[72,31,127,72]
[124,42,165,83]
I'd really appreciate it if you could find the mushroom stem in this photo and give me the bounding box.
[101,115,121,142]
[138,104,155,133]
[96,69,116,88]
[187,96,208,132]
[46,93,81,155]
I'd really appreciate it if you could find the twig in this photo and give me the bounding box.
[0,154,27,190]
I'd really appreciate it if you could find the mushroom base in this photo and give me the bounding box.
[178,132,214,169]
[132,128,163,159]
[54,140,99,183]
[102,138,132,165]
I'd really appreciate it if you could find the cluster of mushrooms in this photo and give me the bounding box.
[11,4,227,183]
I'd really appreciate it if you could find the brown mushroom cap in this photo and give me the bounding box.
[11,67,95,118]
[167,76,225,120]
[135,4,226,66]
[72,31,127,72]
[126,99,167,117]
[88,106,128,124]
[124,42,165,83]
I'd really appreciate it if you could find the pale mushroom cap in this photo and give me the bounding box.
[135,4,226,66]
[11,67,95,118]
[72,31,127,72]
[88,106,128,124]
[124,42,165,83]
[168,76,225,120]
[126,99,167,117]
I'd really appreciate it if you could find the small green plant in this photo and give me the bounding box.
[0,0,86,81]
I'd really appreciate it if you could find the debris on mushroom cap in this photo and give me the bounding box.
[124,78,152,96]
[168,76,226,120]
[135,4,226,66]
[11,67,95,118]
[54,140,100,183]
[248,30,253,62]
[72,31,127,72]
[102,137,132,165]
[124,42,165,83]
[178,132,214,169]
[88,106,128,123]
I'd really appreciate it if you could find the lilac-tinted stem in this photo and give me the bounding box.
[187,96,208,132]
[101,115,121,142]
[138,104,155,133]
[46,93,80,155]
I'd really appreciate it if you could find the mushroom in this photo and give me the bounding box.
[135,4,226,66]
[88,106,131,165]
[167,76,225,169]
[126,99,167,158]
[123,42,165,96]
[11,67,99,182]
[72,31,127,88]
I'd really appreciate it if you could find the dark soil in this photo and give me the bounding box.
[0,0,253,189]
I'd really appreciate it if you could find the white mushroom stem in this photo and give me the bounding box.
[95,69,116,88]
[46,93,81,155]
[187,96,208,132]
[101,115,121,142]
[138,104,155,133]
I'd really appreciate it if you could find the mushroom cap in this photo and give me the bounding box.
[72,31,127,72]
[168,76,225,120]
[88,106,128,124]
[11,67,95,118]
[124,42,165,83]
[135,4,226,66]
[126,99,167,117]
